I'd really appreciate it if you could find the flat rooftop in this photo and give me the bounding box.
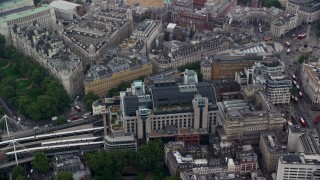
[0,5,51,23]
[0,0,32,10]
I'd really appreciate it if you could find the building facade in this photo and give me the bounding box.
[301,62,320,105]
[0,5,57,44]
[150,37,230,72]
[84,52,152,97]
[93,71,219,144]
[61,8,133,66]
[286,0,320,23]
[259,131,287,172]
[11,25,84,97]
[276,154,320,180]
[270,13,298,37]
[217,90,285,143]
[0,0,34,15]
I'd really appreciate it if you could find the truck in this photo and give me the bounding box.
[75,105,81,112]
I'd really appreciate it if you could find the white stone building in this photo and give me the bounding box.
[0,5,57,44]
[0,0,34,15]
[286,0,320,23]
[271,13,298,37]
[301,62,320,105]
[276,154,320,180]
[11,25,84,98]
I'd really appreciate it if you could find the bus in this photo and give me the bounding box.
[296,85,300,90]
[288,120,293,126]
[293,80,297,85]
[287,49,290,55]
[286,42,291,47]
[299,91,303,98]
[297,33,306,40]
[299,117,306,127]
[292,74,296,80]
[75,105,81,112]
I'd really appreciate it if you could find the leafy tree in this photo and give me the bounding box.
[75,0,83,5]
[298,53,309,64]
[57,171,74,180]
[85,151,113,179]
[0,86,16,99]
[178,62,203,82]
[12,165,25,180]
[32,152,49,173]
[0,34,5,46]
[84,91,99,111]
[16,176,25,180]
[33,0,41,6]
[53,116,67,126]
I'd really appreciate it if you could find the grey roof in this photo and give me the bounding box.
[123,96,152,116]
[151,82,216,108]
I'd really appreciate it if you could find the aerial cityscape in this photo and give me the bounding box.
[0,0,320,179]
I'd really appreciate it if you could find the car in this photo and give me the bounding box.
[292,34,296,37]
[72,115,78,120]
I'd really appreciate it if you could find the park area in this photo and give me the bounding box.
[0,59,38,100]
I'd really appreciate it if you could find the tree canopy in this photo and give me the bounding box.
[12,165,25,180]
[57,171,74,180]
[85,139,165,180]
[32,152,49,173]
[84,91,99,111]
[53,116,67,126]
[0,41,70,121]
[178,62,203,82]
[298,53,310,64]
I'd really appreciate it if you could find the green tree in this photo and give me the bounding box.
[85,151,113,180]
[84,91,99,111]
[33,0,41,6]
[0,34,5,46]
[298,53,309,64]
[75,0,83,5]
[12,165,25,180]
[32,152,49,173]
[16,175,25,180]
[53,116,67,126]
[57,171,74,180]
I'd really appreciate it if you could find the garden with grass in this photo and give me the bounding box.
[0,34,70,121]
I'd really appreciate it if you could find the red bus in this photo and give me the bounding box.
[285,42,290,47]
[299,91,302,98]
[297,34,306,39]
[299,117,306,127]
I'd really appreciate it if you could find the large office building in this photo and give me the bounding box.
[49,0,83,21]
[217,87,285,143]
[11,24,84,98]
[259,131,287,172]
[287,125,320,155]
[131,19,162,54]
[286,0,320,23]
[238,58,292,105]
[201,42,277,80]
[0,0,34,15]
[0,5,57,44]
[93,70,219,145]
[301,62,320,105]
[270,13,298,37]
[84,51,152,97]
[150,36,230,72]
[276,154,320,180]
[60,5,133,66]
